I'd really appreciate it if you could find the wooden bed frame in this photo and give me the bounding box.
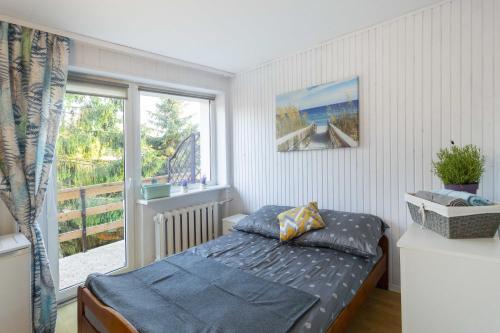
[78,235,389,333]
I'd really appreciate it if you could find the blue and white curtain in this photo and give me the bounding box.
[0,22,69,332]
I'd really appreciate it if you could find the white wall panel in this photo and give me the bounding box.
[70,41,230,94]
[229,0,499,289]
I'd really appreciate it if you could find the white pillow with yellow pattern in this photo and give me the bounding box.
[277,202,326,242]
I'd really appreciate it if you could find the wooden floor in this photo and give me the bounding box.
[345,289,401,333]
[56,288,400,333]
[56,299,77,333]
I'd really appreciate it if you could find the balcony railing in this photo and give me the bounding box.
[57,181,124,252]
[166,132,200,184]
[56,175,181,254]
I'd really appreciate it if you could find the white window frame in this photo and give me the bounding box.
[209,100,218,186]
[137,86,218,186]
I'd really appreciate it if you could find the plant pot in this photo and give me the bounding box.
[444,183,479,194]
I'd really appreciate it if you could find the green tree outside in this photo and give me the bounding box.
[141,97,197,179]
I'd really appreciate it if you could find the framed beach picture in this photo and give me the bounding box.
[276,77,359,152]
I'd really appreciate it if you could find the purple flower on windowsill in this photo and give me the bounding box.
[181,179,189,193]
[200,175,207,189]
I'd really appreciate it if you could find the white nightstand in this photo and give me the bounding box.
[0,233,31,333]
[398,223,500,333]
[222,214,248,235]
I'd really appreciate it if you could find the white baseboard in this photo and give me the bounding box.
[389,283,401,293]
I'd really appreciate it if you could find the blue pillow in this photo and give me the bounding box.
[293,209,388,257]
[234,205,291,239]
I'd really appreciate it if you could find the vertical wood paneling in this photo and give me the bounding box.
[482,0,494,200]
[450,0,462,145]
[471,0,483,149]
[431,6,442,188]
[355,33,364,214]
[414,12,424,195]
[495,0,500,202]
[230,0,499,289]
[389,21,399,282]
[369,29,377,216]
[405,15,416,229]
[422,10,433,191]
[442,2,452,150]
[462,0,473,144]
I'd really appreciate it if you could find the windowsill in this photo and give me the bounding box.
[136,184,230,205]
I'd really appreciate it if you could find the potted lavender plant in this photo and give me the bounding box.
[432,143,485,194]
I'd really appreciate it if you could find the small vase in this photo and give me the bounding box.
[444,183,479,194]
[182,186,188,193]
[200,183,207,190]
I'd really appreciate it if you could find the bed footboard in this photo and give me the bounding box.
[77,286,138,333]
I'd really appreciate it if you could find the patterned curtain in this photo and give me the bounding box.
[0,22,69,333]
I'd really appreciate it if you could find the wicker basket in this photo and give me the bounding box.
[405,193,500,239]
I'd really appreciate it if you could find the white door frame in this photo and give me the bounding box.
[47,85,138,303]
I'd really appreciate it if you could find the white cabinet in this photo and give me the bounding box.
[222,214,248,235]
[0,233,31,333]
[398,223,500,333]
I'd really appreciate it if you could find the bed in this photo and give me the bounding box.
[77,226,388,333]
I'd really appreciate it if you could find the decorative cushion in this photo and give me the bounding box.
[233,205,292,239]
[293,209,389,257]
[278,202,326,242]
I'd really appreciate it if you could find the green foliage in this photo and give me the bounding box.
[432,144,485,185]
[57,94,124,188]
[140,98,197,178]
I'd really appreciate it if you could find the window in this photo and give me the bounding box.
[139,90,213,190]
[53,77,128,291]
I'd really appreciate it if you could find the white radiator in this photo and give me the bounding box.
[154,202,219,260]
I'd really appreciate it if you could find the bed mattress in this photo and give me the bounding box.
[86,230,381,333]
[185,231,381,333]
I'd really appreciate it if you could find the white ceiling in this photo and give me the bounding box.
[0,0,441,73]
